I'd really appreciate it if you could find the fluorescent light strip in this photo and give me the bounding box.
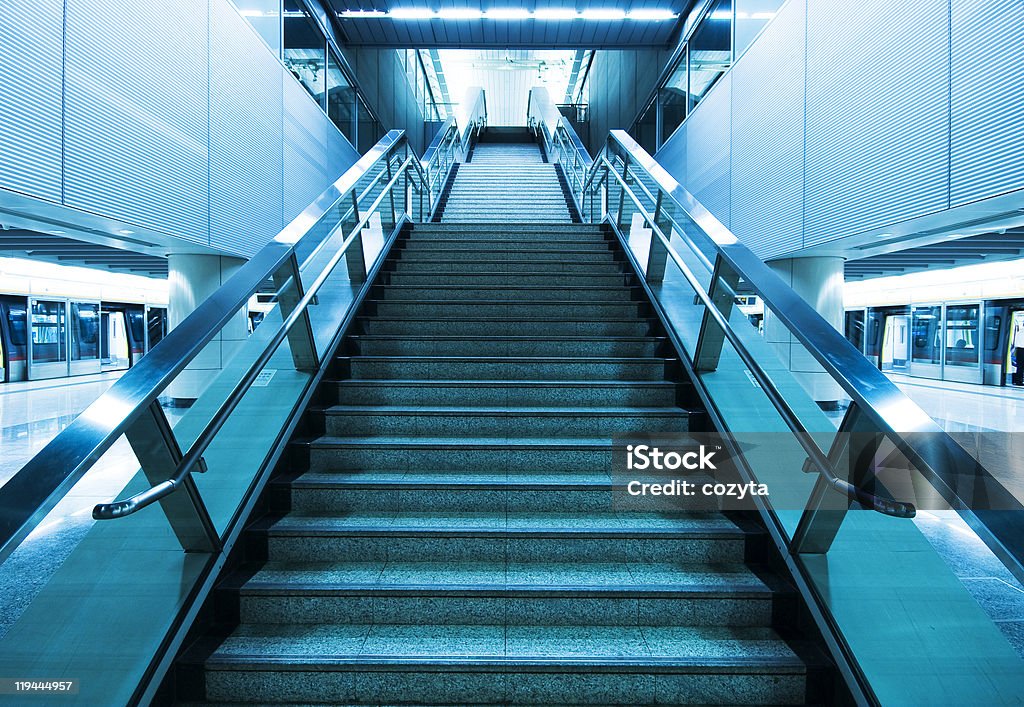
[484,8,531,19]
[580,8,626,20]
[625,9,676,20]
[340,8,679,21]
[438,7,484,18]
[533,8,579,20]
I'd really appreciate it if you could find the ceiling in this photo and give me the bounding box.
[0,230,168,277]
[327,0,689,47]
[844,229,1024,281]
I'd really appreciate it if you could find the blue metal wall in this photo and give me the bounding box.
[0,0,64,203]
[0,0,359,258]
[655,0,1024,260]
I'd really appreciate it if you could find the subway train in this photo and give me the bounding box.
[845,298,1024,386]
[0,294,167,383]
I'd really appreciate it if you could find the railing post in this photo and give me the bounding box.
[271,253,320,372]
[645,191,672,285]
[346,191,368,283]
[125,402,219,553]
[615,161,629,229]
[791,404,883,554]
[690,256,741,368]
[386,157,398,227]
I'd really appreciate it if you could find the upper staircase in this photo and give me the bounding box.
[438,129,577,224]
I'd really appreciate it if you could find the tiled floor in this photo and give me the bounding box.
[0,371,126,487]
[885,372,1024,658]
[889,372,1024,433]
[0,372,186,638]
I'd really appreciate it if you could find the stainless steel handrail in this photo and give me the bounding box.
[595,154,912,517]
[0,127,455,563]
[528,87,592,218]
[582,130,1024,576]
[92,157,420,521]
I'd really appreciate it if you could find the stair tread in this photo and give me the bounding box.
[286,470,614,486]
[321,405,686,416]
[308,434,650,447]
[348,335,661,342]
[263,511,745,535]
[333,379,674,386]
[200,624,804,668]
[338,356,669,362]
[235,560,772,595]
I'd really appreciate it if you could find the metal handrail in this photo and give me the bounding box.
[0,128,454,564]
[595,154,913,518]
[92,156,420,521]
[527,87,592,218]
[582,130,1024,577]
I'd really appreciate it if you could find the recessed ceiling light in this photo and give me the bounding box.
[341,9,386,17]
[118,229,134,235]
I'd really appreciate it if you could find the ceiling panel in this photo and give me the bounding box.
[0,230,168,277]
[845,230,1024,281]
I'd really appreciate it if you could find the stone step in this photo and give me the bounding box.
[330,379,679,407]
[381,271,631,286]
[340,355,670,381]
[389,258,626,274]
[373,285,638,303]
[399,239,610,252]
[257,511,753,563]
[360,301,647,319]
[345,335,664,358]
[395,248,617,263]
[194,630,809,706]
[276,470,718,514]
[303,435,639,471]
[228,559,777,627]
[316,404,688,436]
[356,317,654,337]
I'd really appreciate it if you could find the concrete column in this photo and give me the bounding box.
[764,256,845,407]
[166,254,249,404]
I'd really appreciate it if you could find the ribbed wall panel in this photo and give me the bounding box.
[64,0,209,244]
[730,0,805,258]
[804,0,949,246]
[326,131,359,183]
[0,0,63,202]
[686,74,731,227]
[209,0,284,256]
[654,124,686,186]
[284,77,330,224]
[950,0,1024,205]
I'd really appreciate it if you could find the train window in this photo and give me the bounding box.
[845,311,866,352]
[128,310,145,345]
[984,313,1002,352]
[147,308,167,349]
[8,305,27,347]
[945,304,980,367]
[71,303,100,361]
[30,300,67,364]
[910,305,942,365]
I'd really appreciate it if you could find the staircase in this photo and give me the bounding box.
[440,141,576,223]
[173,152,830,705]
